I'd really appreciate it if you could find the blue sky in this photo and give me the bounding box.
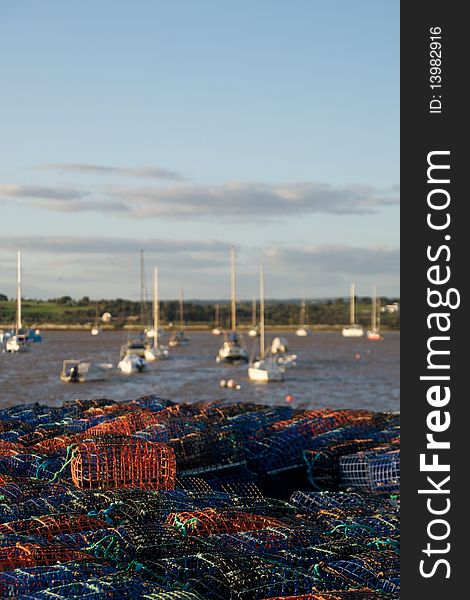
[0,1,399,301]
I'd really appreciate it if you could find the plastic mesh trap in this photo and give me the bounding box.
[166,507,286,537]
[261,591,398,599]
[22,576,169,599]
[316,552,400,595]
[183,565,321,600]
[0,542,92,571]
[0,513,107,539]
[70,436,176,490]
[0,563,116,597]
[0,440,25,456]
[289,491,397,518]
[170,430,246,475]
[339,450,400,494]
[250,411,383,476]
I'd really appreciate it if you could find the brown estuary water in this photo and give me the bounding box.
[0,331,399,411]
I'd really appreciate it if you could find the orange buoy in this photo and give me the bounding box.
[285,394,294,403]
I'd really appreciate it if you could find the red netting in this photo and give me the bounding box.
[31,434,81,455]
[0,543,92,571]
[0,513,107,538]
[70,436,176,490]
[166,507,286,537]
[85,410,164,436]
[0,441,24,456]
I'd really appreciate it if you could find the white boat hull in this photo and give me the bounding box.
[295,328,309,337]
[145,346,169,360]
[367,330,383,341]
[342,325,364,337]
[60,361,112,383]
[118,354,146,374]
[5,336,30,353]
[248,362,284,382]
[217,343,249,363]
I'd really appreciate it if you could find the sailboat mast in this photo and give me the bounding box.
[153,268,159,349]
[16,250,22,333]
[259,265,265,358]
[300,300,306,327]
[179,287,184,330]
[350,283,355,325]
[371,285,377,332]
[215,303,219,327]
[230,247,236,331]
[140,250,147,327]
[252,296,256,327]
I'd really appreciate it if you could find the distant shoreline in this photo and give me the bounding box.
[0,323,400,332]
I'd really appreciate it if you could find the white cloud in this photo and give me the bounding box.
[1,180,399,221]
[41,163,185,181]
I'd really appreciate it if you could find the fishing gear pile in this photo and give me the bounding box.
[0,396,400,598]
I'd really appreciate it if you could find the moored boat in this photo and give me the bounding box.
[216,247,248,364]
[342,283,364,337]
[60,360,113,383]
[367,285,384,341]
[5,251,30,353]
[248,266,285,382]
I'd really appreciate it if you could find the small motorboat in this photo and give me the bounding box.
[60,360,113,383]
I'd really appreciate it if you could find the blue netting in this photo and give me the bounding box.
[339,450,400,494]
[0,563,116,597]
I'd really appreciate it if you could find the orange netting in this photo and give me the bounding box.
[166,508,286,537]
[0,514,107,539]
[0,440,24,456]
[31,434,82,455]
[70,436,176,490]
[0,543,92,571]
[85,410,164,437]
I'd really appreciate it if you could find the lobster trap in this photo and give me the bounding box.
[70,436,176,490]
[339,449,400,494]
[166,508,287,537]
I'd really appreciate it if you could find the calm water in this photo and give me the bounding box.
[0,331,399,411]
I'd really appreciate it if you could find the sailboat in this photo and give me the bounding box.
[295,299,310,336]
[248,265,285,382]
[367,285,383,341]
[217,247,248,363]
[146,267,169,359]
[216,249,248,363]
[168,288,190,347]
[119,250,152,360]
[342,283,364,337]
[212,303,223,335]
[248,296,259,337]
[5,251,30,353]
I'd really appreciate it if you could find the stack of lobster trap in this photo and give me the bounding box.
[0,396,400,599]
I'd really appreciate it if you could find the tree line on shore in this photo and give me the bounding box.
[0,295,400,329]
